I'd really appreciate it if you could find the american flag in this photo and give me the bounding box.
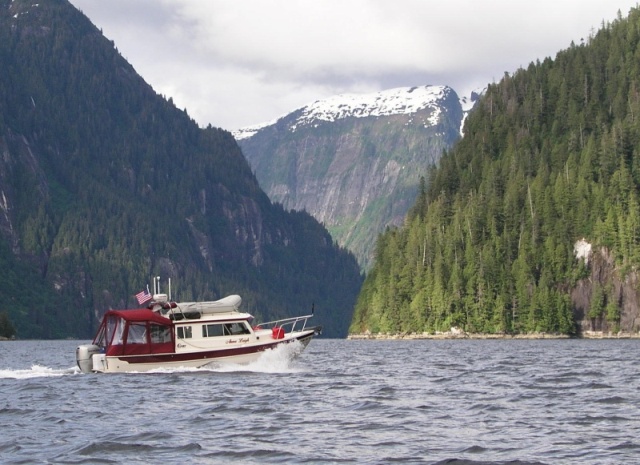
[135,289,152,305]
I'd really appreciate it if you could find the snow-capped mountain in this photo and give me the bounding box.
[235,85,478,269]
[233,85,475,140]
[288,85,451,131]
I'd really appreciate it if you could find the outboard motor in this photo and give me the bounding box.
[76,344,101,373]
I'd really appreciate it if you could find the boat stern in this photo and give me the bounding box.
[76,344,101,373]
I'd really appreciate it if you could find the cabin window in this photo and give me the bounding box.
[150,324,172,343]
[203,324,224,337]
[177,326,192,339]
[225,322,251,335]
[127,323,147,344]
[202,322,251,337]
[113,317,125,345]
[93,323,106,347]
[103,315,119,346]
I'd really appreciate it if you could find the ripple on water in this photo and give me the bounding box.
[0,339,639,465]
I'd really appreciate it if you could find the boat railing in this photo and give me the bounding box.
[255,314,314,334]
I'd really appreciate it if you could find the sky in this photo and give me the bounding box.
[68,0,638,131]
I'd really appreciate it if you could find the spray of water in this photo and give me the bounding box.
[0,365,78,379]
[209,339,306,373]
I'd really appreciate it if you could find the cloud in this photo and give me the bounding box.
[70,0,637,130]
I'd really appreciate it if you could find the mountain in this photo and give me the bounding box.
[235,85,475,269]
[0,0,363,338]
[351,7,640,336]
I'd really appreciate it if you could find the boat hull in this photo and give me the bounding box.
[84,329,318,373]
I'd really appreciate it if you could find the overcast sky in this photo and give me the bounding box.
[69,0,638,131]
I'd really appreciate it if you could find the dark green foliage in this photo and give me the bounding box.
[352,7,640,335]
[0,311,15,339]
[0,0,362,338]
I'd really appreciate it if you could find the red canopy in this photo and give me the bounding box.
[96,309,175,356]
[105,309,173,325]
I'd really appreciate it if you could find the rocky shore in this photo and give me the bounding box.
[347,328,640,340]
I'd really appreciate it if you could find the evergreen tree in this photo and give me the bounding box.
[0,311,16,339]
[0,0,363,338]
[352,6,640,336]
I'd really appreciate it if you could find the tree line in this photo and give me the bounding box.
[351,8,640,335]
[0,0,362,338]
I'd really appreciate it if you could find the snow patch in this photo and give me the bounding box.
[574,238,592,264]
[459,88,484,136]
[234,85,457,139]
[232,118,278,140]
[290,85,449,131]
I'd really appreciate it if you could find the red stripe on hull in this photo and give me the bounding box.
[112,331,315,365]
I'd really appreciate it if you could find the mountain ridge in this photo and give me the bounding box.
[236,84,470,268]
[0,0,363,338]
[233,85,478,140]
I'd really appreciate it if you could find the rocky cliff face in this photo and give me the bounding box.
[236,86,474,269]
[0,0,363,338]
[572,241,640,334]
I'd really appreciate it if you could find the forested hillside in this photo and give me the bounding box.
[0,0,362,338]
[351,8,640,336]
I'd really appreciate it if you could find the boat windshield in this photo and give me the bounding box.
[92,314,121,348]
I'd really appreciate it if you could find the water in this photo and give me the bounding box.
[1,338,639,464]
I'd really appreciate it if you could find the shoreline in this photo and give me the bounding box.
[347,330,640,340]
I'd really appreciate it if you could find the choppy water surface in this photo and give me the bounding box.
[0,338,638,464]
